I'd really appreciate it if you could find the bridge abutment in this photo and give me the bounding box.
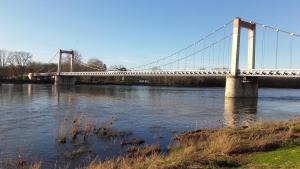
[55,76,76,85]
[225,76,258,98]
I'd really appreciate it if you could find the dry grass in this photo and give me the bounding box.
[83,118,300,169]
[85,155,163,169]
[6,118,300,168]
[204,131,241,155]
[83,145,161,169]
[57,113,125,143]
[82,118,96,141]
[176,118,300,154]
[126,144,160,157]
[57,118,68,144]
[94,120,132,138]
[29,161,41,169]
[71,116,81,141]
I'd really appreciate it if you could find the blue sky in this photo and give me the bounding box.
[0,0,299,68]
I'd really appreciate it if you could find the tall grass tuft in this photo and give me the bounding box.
[29,161,41,169]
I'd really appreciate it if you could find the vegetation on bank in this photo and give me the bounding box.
[245,146,300,168]
[0,49,111,80]
[3,118,300,169]
[83,118,300,169]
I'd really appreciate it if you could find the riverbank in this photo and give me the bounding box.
[82,118,300,169]
[18,117,300,169]
[3,76,300,88]
[75,76,300,88]
[0,79,51,84]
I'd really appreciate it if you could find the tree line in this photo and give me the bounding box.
[0,49,33,79]
[0,49,127,80]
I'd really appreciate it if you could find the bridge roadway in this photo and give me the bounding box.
[30,69,300,78]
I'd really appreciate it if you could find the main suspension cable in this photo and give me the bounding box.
[130,20,233,70]
[143,34,232,71]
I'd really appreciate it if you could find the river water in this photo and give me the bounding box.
[0,84,300,168]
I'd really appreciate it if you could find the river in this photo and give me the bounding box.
[0,84,300,168]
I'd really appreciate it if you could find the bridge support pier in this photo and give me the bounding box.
[55,76,76,85]
[28,73,37,81]
[225,76,258,98]
[225,17,258,98]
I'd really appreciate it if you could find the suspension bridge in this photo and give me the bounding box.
[28,17,300,98]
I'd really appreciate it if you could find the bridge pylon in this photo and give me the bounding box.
[225,17,258,98]
[55,49,76,85]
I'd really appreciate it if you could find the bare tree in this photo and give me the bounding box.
[151,66,161,71]
[6,51,32,78]
[14,51,32,67]
[62,50,83,72]
[0,49,9,67]
[7,51,15,66]
[109,65,127,71]
[87,58,106,71]
[0,49,9,78]
[0,49,33,79]
[27,62,57,73]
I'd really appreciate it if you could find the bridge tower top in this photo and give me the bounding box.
[57,49,75,75]
[230,17,256,76]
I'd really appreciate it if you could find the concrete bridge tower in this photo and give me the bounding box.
[55,49,76,85]
[225,17,258,98]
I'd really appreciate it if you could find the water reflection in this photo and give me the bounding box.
[224,98,258,127]
[27,84,32,97]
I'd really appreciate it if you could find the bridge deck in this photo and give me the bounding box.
[30,69,300,78]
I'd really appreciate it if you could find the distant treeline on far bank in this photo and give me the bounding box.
[0,49,123,81]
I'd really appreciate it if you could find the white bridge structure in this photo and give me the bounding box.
[30,69,300,78]
[29,17,300,98]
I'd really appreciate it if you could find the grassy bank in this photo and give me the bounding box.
[83,118,300,169]
[5,118,300,169]
[245,146,300,168]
